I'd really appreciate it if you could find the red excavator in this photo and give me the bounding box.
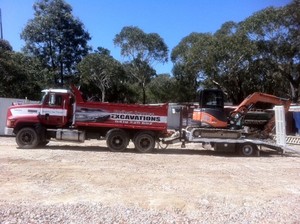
[192,89,291,138]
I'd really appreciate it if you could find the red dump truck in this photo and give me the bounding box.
[5,85,168,153]
[5,85,290,156]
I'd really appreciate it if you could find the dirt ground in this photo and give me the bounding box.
[0,136,300,223]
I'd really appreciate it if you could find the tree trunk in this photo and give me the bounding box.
[101,87,105,102]
[290,82,299,103]
[60,62,64,87]
[142,82,146,104]
[279,63,299,103]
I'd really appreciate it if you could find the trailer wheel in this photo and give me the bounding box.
[134,132,156,153]
[16,127,39,149]
[238,143,257,157]
[106,129,129,152]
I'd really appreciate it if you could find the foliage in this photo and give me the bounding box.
[241,0,300,102]
[0,40,46,99]
[171,0,299,103]
[0,39,13,51]
[77,48,125,102]
[147,74,178,103]
[2,1,298,104]
[21,0,91,86]
[114,26,168,103]
[171,32,215,102]
[208,22,259,103]
[114,26,168,64]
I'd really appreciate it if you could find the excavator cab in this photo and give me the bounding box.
[192,89,228,128]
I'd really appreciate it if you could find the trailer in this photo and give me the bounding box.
[162,104,289,156]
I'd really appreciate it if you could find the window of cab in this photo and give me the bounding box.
[41,93,63,106]
[49,93,62,106]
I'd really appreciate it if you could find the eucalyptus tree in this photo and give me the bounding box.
[172,7,296,104]
[0,40,19,97]
[0,39,12,51]
[147,74,177,103]
[21,0,91,86]
[78,48,125,102]
[171,32,214,102]
[241,0,300,102]
[209,22,259,103]
[114,26,168,104]
[0,40,46,99]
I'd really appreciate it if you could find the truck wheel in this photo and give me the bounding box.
[38,141,49,147]
[238,143,257,157]
[16,127,39,149]
[134,132,156,153]
[106,129,129,152]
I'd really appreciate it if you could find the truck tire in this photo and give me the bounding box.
[16,127,39,149]
[106,129,129,152]
[238,143,258,157]
[38,141,49,147]
[134,131,156,153]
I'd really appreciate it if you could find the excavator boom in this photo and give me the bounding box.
[232,92,290,114]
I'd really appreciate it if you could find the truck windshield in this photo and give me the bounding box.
[40,92,48,104]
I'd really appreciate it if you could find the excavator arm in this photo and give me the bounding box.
[229,92,291,136]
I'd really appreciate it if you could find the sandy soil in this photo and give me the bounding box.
[0,136,300,223]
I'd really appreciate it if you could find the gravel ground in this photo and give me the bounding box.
[0,136,300,223]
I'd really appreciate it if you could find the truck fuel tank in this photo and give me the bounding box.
[56,129,85,142]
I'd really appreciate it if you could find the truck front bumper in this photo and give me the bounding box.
[4,127,15,136]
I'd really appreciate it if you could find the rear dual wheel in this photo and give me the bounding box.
[106,129,156,153]
[238,143,258,156]
[134,131,156,153]
[106,129,129,152]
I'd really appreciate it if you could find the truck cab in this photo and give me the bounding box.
[39,89,74,128]
[4,89,73,148]
[5,89,74,135]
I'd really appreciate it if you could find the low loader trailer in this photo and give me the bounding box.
[5,85,290,156]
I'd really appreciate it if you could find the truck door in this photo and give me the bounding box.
[40,93,69,127]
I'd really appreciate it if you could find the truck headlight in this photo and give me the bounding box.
[6,119,16,127]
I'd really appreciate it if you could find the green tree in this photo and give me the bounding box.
[147,74,177,103]
[208,22,259,103]
[21,0,91,86]
[123,58,157,103]
[241,0,300,102]
[0,41,19,97]
[78,48,125,102]
[0,40,46,99]
[171,33,214,102]
[0,39,13,51]
[114,26,168,103]
[171,14,294,104]
[172,1,300,103]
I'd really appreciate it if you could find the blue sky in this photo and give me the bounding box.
[0,0,291,74]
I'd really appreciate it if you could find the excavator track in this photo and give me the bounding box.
[186,126,243,139]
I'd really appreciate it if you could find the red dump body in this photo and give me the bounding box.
[74,101,168,131]
[72,85,168,132]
